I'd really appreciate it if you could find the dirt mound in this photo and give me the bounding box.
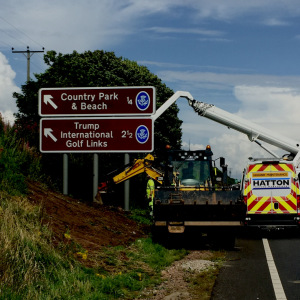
[26,180,149,254]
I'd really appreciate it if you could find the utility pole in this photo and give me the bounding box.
[12,46,44,82]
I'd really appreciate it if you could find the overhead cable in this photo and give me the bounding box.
[0,15,44,49]
[0,40,12,48]
[0,28,27,46]
[31,61,44,72]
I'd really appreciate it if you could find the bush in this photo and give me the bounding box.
[0,117,44,195]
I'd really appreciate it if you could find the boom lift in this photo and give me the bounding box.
[187,99,300,230]
[148,91,300,245]
[98,90,300,246]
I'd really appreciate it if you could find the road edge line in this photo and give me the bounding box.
[262,238,287,300]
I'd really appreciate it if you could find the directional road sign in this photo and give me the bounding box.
[39,87,156,116]
[40,117,153,153]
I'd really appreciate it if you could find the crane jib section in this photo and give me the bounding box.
[188,99,300,155]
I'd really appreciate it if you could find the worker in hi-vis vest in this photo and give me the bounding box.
[146,174,155,215]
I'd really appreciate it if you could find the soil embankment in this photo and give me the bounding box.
[26,180,149,254]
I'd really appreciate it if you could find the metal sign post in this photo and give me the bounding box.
[124,153,130,211]
[93,154,98,201]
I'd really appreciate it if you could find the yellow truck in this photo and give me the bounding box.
[98,146,245,249]
[152,145,245,249]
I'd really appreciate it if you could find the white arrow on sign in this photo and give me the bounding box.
[44,95,58,109]
[44,128,57,142]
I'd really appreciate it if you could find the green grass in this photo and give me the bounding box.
[0,117,190,299]
[0,190,188,299]
[128,208,152,225]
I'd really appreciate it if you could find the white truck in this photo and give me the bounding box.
[188,98,300,230]
[153,91,300,231]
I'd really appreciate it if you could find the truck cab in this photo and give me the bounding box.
[241,158,300,229]
[164,146,218,190]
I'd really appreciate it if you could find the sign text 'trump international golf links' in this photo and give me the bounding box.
[40,118,153,153]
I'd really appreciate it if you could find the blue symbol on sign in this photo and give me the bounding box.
[136,125,149,144]
[136,91,150,111]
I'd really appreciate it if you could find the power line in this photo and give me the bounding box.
[31,60,44,72]
[0,16,47,80]
[0,15,46,50]
[0,28,27,47]
[0,40,12,48]
[37,53,45,61]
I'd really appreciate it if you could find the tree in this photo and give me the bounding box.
[14,50,182,153]
[13,50,183,202]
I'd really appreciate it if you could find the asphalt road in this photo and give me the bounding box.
[269,233,300,300]
[211,230,300,300]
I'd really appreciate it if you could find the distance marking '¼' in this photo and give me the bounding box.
[44,95,58,109]
[44,128,57,142]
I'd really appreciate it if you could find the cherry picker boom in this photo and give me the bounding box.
[152,91,300,231]
[187,98,300,230]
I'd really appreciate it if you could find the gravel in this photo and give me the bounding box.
[181,259,215,272]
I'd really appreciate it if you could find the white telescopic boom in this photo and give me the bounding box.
[188,100,300,155]
[152,91,193,121]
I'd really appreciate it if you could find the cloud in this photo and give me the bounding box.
[263,18,290,26]
[181,141,205,150]
[0,0,300,55]
[138,61,252,73]
[146,27,224,36]
[177,83,300,179]
[157,70,300,90]
[209,133,269,176]
[0,52,20,124]
[138,61,191,68]
[198,38,231,42]
[234,85,300,124]
[184,0,300,21]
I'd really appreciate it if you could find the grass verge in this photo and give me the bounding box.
[0,191,188,299]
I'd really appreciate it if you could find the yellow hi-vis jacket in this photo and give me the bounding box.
[146,178,155,207]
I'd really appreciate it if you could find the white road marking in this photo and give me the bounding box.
[263,239,287,300]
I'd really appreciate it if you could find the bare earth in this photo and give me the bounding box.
[26,180,149,256]
[137,251,216,300]
[26,180,219,299]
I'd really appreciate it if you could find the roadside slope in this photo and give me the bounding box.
[26,180,149,254]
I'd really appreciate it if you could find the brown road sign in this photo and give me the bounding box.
[40,117,153,153]
[39,87,155,116]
